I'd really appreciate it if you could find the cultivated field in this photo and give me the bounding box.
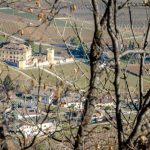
[0,3,148,45]
[125,64,150,76]
[0,7,94,44]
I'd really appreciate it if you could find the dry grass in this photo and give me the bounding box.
[125,64,150,76]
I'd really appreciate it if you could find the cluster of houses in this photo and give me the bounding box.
[5,106,59,137]
[2,87,116,138]
[4,88,61,137]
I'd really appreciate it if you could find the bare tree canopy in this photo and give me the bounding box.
[0,0,149,150]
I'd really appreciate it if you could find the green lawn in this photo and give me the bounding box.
[0,35,7,42]
[32,44,48,54]
[48,62,90,78]
[0,62,27,81]
[0,61,149,91]
[22,68,58,87]
[46,62,90,88]
[21,63,90,89]
[95,69,150,92]
[44,62,150,90]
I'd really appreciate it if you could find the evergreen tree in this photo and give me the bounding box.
[24,38,35,52]
[39,43,42,54]
[3,75,14,92]
[70,37,80,46]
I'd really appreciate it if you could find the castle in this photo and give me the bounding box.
[0,42,54,69]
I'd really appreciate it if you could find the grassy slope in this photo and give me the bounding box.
[46,62,150,90]
[22,69,58,87]
[0,60,149,91]
[21,63,90,88]
[0,8,91,28]
[0,59,149,90]
[0,35,7,41]
[46,62,90,88]
[0,62,29,82]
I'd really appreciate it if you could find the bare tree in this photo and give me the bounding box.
[0,0,150,150]
[74,0,150,150]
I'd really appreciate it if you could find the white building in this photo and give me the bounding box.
[16,107,42,120]
[19,117,58,137]
[64,102,84,110]
[0,42,32,65]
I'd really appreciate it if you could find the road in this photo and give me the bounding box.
[0,30,76,48]
[0,30,53,47]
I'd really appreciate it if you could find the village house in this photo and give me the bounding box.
[4,103,43,121]
[16,107,42,120]
[30,88,53,104]
[15,87,60,106]
[19,116,59,137]
[63,102,84,110]
[96,95,114,108]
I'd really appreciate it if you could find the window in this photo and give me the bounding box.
[28,109,34,112]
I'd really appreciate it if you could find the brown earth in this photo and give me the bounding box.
[125,64,150,76]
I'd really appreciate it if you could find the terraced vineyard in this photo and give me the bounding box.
[0,8,37,20]
[0,21,22,35]
[125,64,150,76]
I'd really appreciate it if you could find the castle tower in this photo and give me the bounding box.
[47,48,54,64]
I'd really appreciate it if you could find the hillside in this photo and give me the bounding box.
[0,62,32,85]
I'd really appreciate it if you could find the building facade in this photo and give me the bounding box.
[0,42,32,66]
[0,42,55,68]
